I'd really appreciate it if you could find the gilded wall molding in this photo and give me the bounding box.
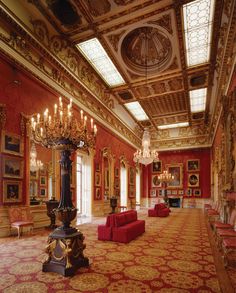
[0,8,141,148]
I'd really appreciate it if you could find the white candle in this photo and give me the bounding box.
[60,111,63,122]
[84,116,87,127]
[90,118,93,130]
[40,127,43,136]
[37,113,40,123]
[31,117,34,125]
[94,124,97,135]
[54,104,58,115]
[48,115,51,124]
[80,110,83,121]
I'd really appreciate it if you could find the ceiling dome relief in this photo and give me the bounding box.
[121,26,172,75]
[87,0,111,17]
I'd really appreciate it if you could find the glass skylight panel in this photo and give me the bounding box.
[76,38,125,87]
[158,122,189,130]
[183,0,215,67]
[125,102,149,121]
[190,88,207,112]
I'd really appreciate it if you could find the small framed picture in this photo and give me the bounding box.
[152,175,161,187]
[172,190,177,195]
[194,189,201,196]
[167,190,171,195]
[188,174,199,187]
[178,190,184,195]
[158,189,164,196]
[40,168,46,176]
[2,156,24,179]
[95,187,101,200]
[187,159,200,172]
[150,189,156,197]
[1,131,24,156]
[95,172,101,186]
[186,188,192,196]
[3,180,22,203]
[40,176,46,186]
[152,161,162,173]
[39,188,47,197]
[30,170,38,180]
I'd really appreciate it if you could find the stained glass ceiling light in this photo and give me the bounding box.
[125,101,149,121]
[190,88,207,112]
[183,0,215,67]
[158,122,189,130]
[76,38,125,87]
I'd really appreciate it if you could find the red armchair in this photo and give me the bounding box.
[148,203,170,217]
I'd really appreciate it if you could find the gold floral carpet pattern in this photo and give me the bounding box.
[0,208,235,292]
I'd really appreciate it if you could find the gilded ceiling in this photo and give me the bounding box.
[0,0,235,150]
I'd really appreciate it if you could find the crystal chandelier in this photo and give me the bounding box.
[133,128,159,166]
[158,170,174,183]
[30,142,43,172]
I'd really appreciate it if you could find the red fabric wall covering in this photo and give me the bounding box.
[144,148,211,199]
[0,57,136,205]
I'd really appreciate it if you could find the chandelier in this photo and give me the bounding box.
[158,170,174,183]
[133,128,159,166]
[30,96,97,150]
[30,142,43,172]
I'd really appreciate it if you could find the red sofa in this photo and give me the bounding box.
[98,210,145,243]
[148,203,170,217]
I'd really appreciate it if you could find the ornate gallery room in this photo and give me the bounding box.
[0,0,235,292]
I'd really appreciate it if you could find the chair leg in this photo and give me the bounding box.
[17,227,20,239]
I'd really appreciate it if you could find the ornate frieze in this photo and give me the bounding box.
[0,8,140,148]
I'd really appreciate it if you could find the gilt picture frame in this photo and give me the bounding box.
[3,180,22,203]
[188,174,199,187]
[1,131,24,156]
[187,159,200,172]
[166,163,183,188]
[2,156,24,179]
[152,161,162,173]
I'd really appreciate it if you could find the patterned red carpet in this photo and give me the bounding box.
[0,208,235,292]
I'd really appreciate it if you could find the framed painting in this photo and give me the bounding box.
[39,187,47,197]
[3,180,22,203]
[187,159,200,172]
[30,170,38,180]
[194,189,201,196]
[152,175,161,187]
[166,164,183,188]
[167,190,171,195]
[40,176,46,186]
[188,174,199,187]
[178,190,184,195]
[152,161,162,173]
[1,131,24,156]
[158,189,164,196]
[30,180,38,197]
[2,156,24,179]
[172,190,177,195]
[129,167,135,185]
[95,172,101,186]
[186,188,192,196]
[150,189,156,197]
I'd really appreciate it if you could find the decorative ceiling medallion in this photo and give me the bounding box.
[121,26,172,75]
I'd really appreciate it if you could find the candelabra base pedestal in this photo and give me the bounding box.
[42,228,89,277]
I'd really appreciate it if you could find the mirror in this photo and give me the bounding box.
[29,142,53,205]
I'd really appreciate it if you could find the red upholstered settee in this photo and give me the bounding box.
[98,210,145,243]
[148,203,170,217]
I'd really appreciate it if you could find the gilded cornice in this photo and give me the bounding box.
[0,7,141,148]
[209,0,236,143]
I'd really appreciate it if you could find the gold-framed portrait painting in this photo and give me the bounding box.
[3,180,22,203]
[2,156,24,179]
[187,159,200,172]
[166,163,183,188]
[188,174,199,187]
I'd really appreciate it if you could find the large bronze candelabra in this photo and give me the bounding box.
[31,97,97,276]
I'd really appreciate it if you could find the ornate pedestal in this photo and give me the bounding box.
[42,228,89,276]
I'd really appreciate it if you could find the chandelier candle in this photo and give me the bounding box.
[30,96,97,276]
